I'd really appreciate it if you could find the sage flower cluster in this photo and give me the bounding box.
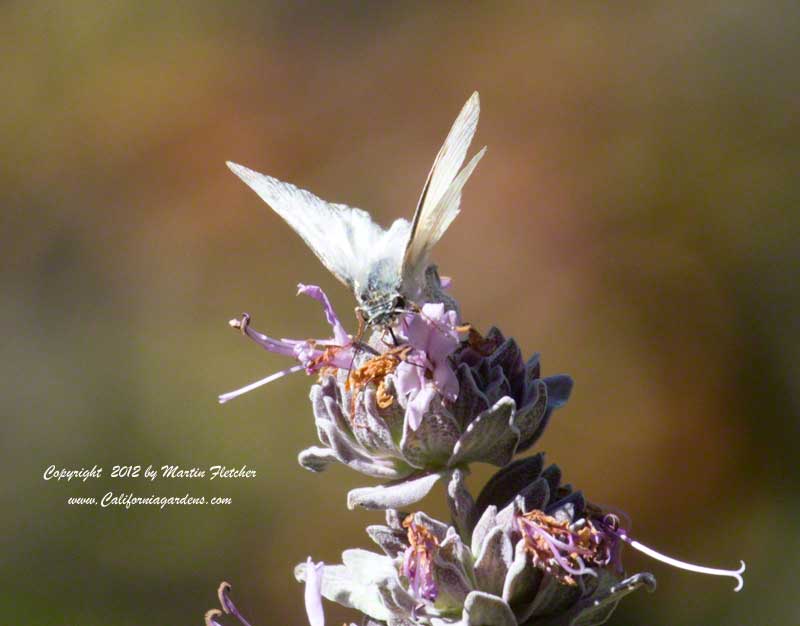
[208,275,744,626]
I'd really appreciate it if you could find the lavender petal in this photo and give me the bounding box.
[304,558,326,626]
[294,561,391,622]
[405,385,438,432]
[297,283,349,345]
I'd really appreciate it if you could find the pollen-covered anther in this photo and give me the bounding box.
[347,346,411,408]
[212,581,254,626]
[402,514,440,601]
[517,510,606,585]
[205,609,223,626]
[309,344,346,375]
[228,313,251,335]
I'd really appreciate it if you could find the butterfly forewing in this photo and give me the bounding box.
[403,92,485,284]
[411,146,486,264]
[226,161,403,292]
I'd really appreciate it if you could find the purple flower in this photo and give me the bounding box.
[402,514,440,601]
[219,273,573,512]
[515,509,611,585]
[300,450,740,625]
[218,284,355,404]
[298,464,657,626]
[395,302,461,404]
[295,286,572,510]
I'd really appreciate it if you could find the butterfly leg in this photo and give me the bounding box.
[353,307,366,343]
[346,308,381,378]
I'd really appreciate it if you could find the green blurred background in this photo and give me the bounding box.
[2,2,798,624]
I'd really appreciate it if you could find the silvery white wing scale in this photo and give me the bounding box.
[226,92,485,325]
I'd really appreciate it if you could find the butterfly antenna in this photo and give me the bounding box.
[346,342,362,380]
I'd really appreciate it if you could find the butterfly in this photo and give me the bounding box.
[226,92,486,327]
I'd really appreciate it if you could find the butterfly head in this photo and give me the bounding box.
[357,291,407,328]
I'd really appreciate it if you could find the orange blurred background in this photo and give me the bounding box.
[2,2,798,624]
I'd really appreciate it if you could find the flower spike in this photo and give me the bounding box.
[214,94,745,626]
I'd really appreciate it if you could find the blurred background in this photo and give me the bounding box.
[2,1,799,624]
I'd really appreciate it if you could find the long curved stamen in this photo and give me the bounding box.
[616,531,746,592]
[217,582,254,626]
[526,524,598,578]
[517,511,608,584]
[219,365,304,403]
[534,527,593,557]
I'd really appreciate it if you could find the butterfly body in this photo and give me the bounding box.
[227,92,485,328]
[357,258,404,326]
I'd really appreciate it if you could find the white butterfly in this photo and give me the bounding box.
[227,92,486,326]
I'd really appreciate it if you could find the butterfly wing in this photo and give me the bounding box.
[402,92,486,286]
[227,161,401,291]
